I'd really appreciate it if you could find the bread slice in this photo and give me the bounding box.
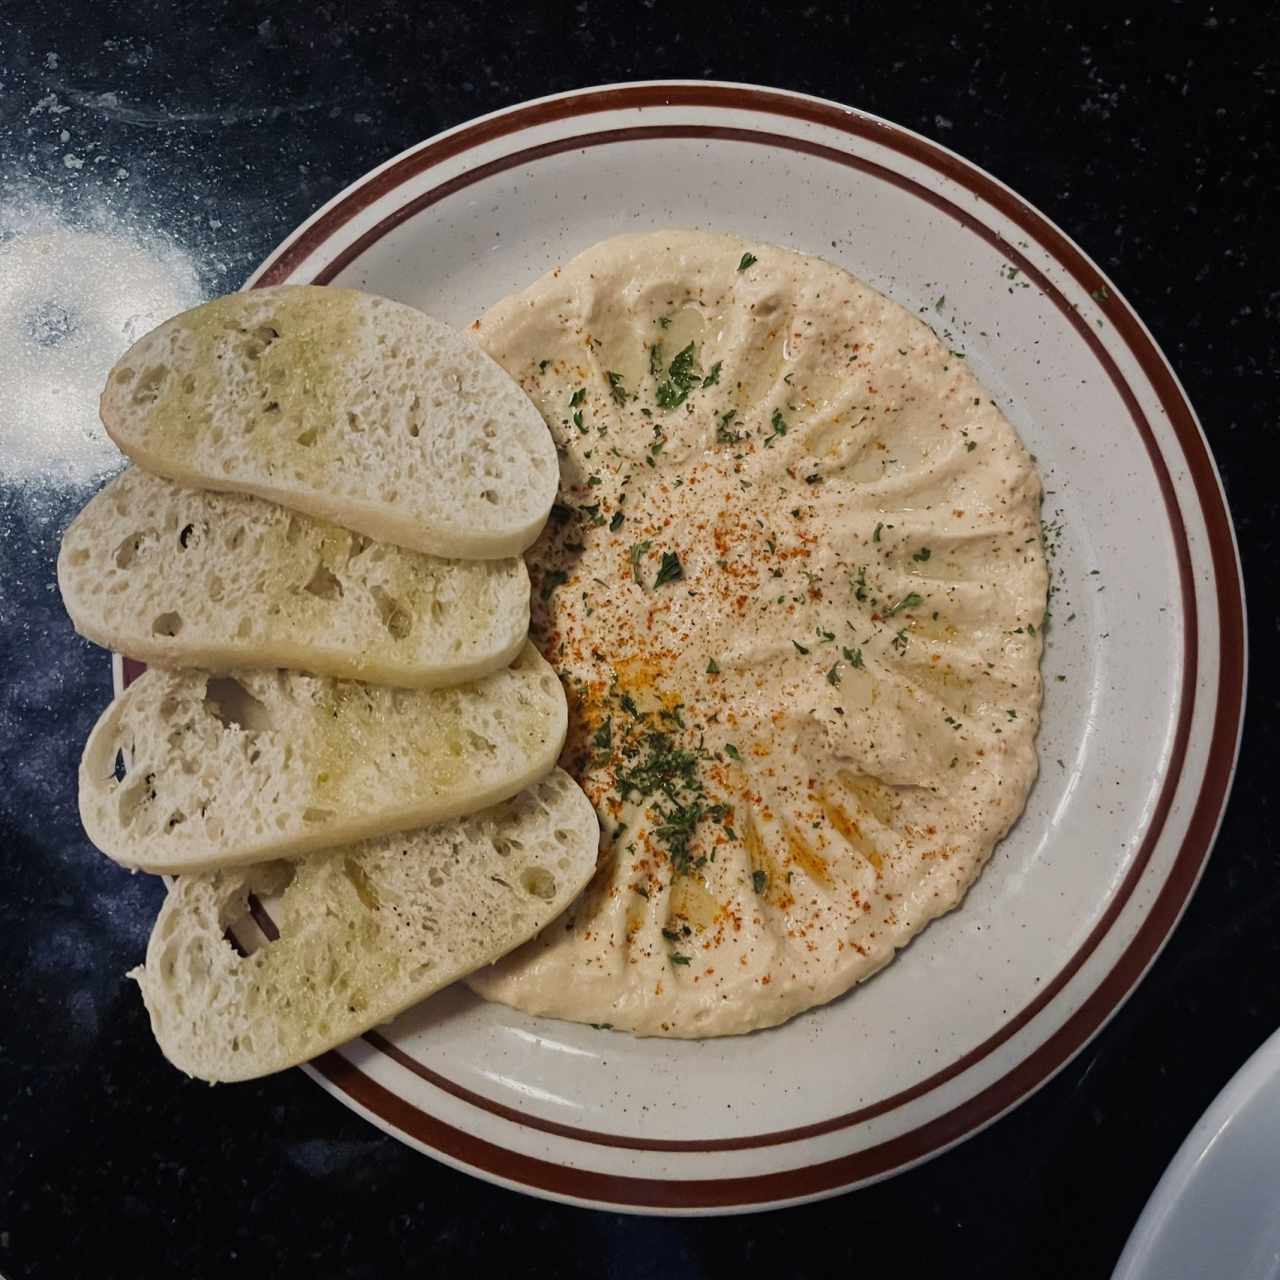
[58,468,530,687]
[99,286,559,559]
[129,768,599,1082]
[79,642,567,874]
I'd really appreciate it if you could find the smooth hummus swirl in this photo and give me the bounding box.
[468,231,1047,1037]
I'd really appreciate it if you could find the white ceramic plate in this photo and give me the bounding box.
[118,81,1245,1212]
[1114,1027,1280,1280]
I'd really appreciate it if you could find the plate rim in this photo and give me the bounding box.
[209,79,1244,1209]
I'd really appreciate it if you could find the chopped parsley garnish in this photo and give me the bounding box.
[573,410,585,431]
[792,639,810,655]
[872,522,883,543]
[702,361,722,388]
[609,510,625,532]
[853,567,869,602]
[593,717,613,753]
[606,370,628,405]
[657,314,672,329]
[670,952,692,966]
[738,252,758,271]
[724,743,742,761]
[716,409,743,444]
[765,408,788,446]
[661,928,681,942]
[751,869,768,894]
[817,627,835,642]
[706,657,720,674]
[965,440,978,451]
[615,730,724,876]
[620,692,643,719]
[887,592,924,616]
[892,627,909,653]
[655,343,702,409]
[654,550,684,588]
[934,294,946,310]
[649,342,665,376]
[569,387,587,408]
[912,547,932,562]
[629,540,652,584]
[842,646,864,668]
[826,665,841,686]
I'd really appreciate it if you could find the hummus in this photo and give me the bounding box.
[467,231,1047,1036]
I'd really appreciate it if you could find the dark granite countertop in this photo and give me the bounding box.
[1,3,1276,1276]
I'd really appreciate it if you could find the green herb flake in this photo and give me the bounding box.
[792,639,810,655]
[606,370,628,405]
[670,952,692,966]
[751,869,768,894]
[538,358,551,373]
[842,646,864,668]
[716,409,742,444]
[738,252,758,271]
[826,665,841,686]
[609,510,625,532]
[620,692,643,719]
[873,522,883,543]
[593,717,613,753]
[569,387,587,408]
[724,743,742,761]
[649,343,664,377]
[706,657,720,674]
[702,361,722,388]
[887,592,924,616]
[765,408,788,446]
[629,540,652,584]
[655,342,702,410]
[633,884,650,900]
[661,928,681,942]
[654,550,684,588]
[912,547,932,562]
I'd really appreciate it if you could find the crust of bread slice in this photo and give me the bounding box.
[99,286,559,559]
[129,769,599,1082]
[79,642,567,874]
[58,468,530,687]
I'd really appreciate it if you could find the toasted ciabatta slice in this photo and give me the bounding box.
[99,286,559,559]
[79,642,567,874]
[129,768,599,1082]
[57,468,530,687]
